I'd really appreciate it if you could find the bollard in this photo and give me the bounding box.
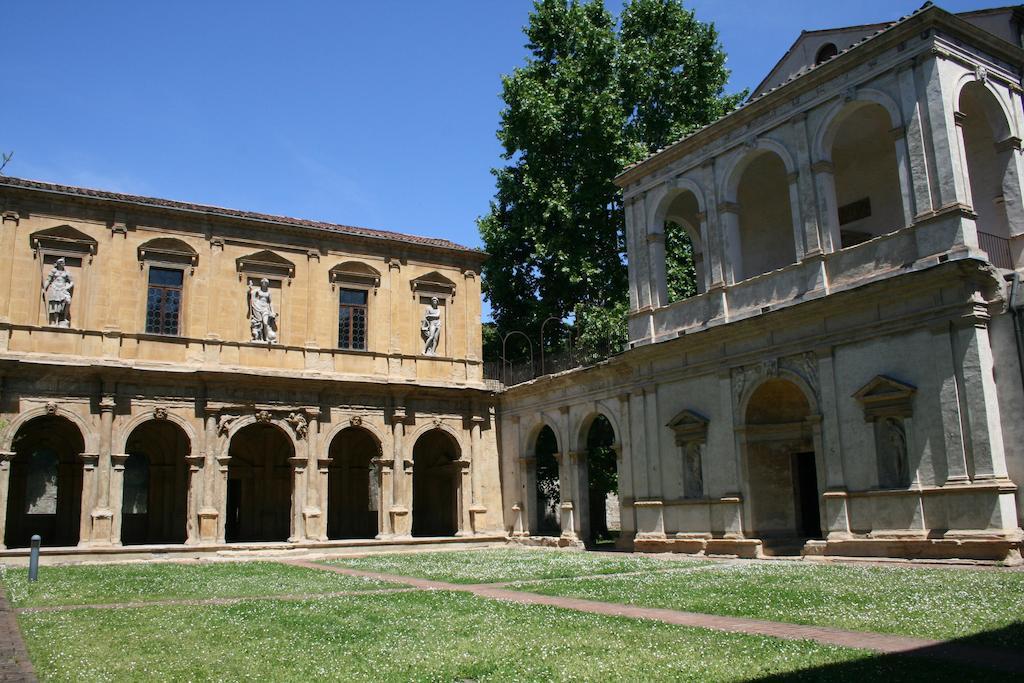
[28,535,40,583]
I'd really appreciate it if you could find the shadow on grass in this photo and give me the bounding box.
[756,622,1024,680]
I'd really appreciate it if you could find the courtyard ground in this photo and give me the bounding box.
[0,548,1020,681]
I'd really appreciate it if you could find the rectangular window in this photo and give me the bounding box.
[338,288,368,350]
[146,267,184,335]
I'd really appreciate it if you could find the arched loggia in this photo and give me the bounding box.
[533,425,560,536]
[225,423,293,542]
[411,429,461,537]
[327,426,381,539]
[121,419,190,545]
[5,415,84,548]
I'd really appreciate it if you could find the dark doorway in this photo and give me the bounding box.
[534,425,560,536]
[792,452,822,539]
[226,423,293,542]
[121,420,190,545]
[327,427,380,539]
[584,414,618,548]
[411,430,459,537]
[225,478,241,541]
[5,416,84,548]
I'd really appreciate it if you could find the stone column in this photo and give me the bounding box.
[455,459,472,536]
[890,125,917,227]
[786,171,806,262]
[717,202,743,284]
[468,413,486,532]
[517,455,535,536]
[930,323,970,484]
[896,62,935,217]
[815,346,850,539]
[615,394,636,547]
[198,411,220,543]
[647,231,668,310]
[303,410,325,541]
[0,452,14,550]
[288,456,307,543]
[184,453,205,544]
[390,406,411,536]
[811,161,842,253]
[108,453,128,546]
[88,393,117,545]
[953,318,1009,480]
[920,52,969,210]
[791,113,824,258]
[215,453,231,544]
[373,456,394,538]
[569,450,589,541]
[77,453,99,547]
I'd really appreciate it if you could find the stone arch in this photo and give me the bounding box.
[4,414,86,548]
[740,375,823,549]
[956,75,1021,268]
[405,420,466,463]
[720,141,800,281]
[816,96,908,246]
[1,405,98,453]
[115,410,197,455]
[326,425,383,540]
[574,409,620,453]
[410,426,463,537]
[320,417,388,456]
[813,89,904,163]
[225,419,295,542]
[720,137,797,202]
[522,418,561,456]
[120,417,192,545]
[522,420,561,536]
[652,180,710,297]
[575,408,621,546]
[738,371,820,423]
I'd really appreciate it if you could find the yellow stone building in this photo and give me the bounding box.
[0,177,503,556]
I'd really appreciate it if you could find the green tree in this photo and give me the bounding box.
[479,0,741,360]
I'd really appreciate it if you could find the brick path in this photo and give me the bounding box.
[289,559,1024,674]
[0,586,35,682]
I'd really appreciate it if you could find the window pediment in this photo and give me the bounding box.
[30,225,98,259]
[138,238,198,272]
[236,250,295,282]
[330,261,381,292]
[410,270,456,298]
[853,375,916,420]
[666,409,709,444]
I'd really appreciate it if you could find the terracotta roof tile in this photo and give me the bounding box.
[0,175,483,256]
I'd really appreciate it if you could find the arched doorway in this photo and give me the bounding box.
[411,429,460,537]
[736,150,798,280]
[830,102,905,247]
[534,425,560,536]
[226,423,293,542]
[582,414,618,547]
[959,82,1016,269]
[743,378,821,553]
[5,415,84,548]
[327,427,380,539]
[121,420,190,545]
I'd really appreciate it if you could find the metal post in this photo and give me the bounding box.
[539,316,560,376]
[28,535,40,582]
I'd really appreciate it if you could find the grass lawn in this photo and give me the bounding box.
[324,547,691,584]
[510,561,1024,648]
[15,589,987,682]
[0,561,392,608]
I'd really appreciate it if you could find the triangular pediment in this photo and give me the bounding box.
[30,224,98,255]
[411,270,457,297]
[666,409,709,444]
[852,375,916,403]
[236,250,296,280]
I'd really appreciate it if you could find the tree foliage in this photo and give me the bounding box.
[479,0,741,360]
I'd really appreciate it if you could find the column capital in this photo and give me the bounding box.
[810,160,834,175]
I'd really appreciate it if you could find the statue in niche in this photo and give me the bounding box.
[43,257,74,328]
[248,278,278,344]
[421,296,441,355]
[884,417,910,487]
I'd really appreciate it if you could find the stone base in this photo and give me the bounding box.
[508,535,585,549]
[633,536,762,558]
[814,536,1023,564]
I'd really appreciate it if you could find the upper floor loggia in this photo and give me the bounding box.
[617,3,1024,346]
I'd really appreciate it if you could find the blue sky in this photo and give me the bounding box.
[5,0,998,255]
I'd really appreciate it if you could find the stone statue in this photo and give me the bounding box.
[43,258,74,328]
[421,296,441,355]
[248,278,278,344]
[884,417,909,486]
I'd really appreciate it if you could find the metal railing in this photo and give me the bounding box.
[486,340,621,388]
[978,231,1014,270]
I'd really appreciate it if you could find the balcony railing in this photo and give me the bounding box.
[978,231,1013,270]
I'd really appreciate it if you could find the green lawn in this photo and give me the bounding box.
[510,561,1024,648]
[16,590,986,682]
[1,561,392,608]
[324,547,691,583]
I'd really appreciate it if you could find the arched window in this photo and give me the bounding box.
[736,151,798,280]
[815,43,838,65]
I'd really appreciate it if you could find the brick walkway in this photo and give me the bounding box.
[0,586,35,682]
[289,559,1024,675]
